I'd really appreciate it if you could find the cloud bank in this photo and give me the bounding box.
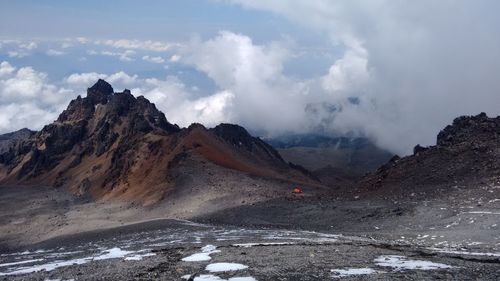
[222,0,500,154]
[2,1,500,155]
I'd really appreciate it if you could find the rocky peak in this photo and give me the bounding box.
[211,123,254,150]
[437,112,500,147]
[87,79,114,105]
[210,123,285,164]
[0,128,36,154]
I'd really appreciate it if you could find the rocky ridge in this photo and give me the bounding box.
[0,80,314,205]
[360,112,500,195]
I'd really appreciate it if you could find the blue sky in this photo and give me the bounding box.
[1,1,500,155]
[1,0,296,41]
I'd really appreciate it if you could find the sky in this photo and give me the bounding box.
[1,0,500,155]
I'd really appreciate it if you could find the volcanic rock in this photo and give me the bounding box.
[0,80,315,205]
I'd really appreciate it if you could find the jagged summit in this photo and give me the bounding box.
[0,80,315,205]
[437,112,500,147]
[360,112,500,196]
[87,79,114,101]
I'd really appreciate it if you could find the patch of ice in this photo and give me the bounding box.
[0,257,91,276]
[181,275,257,281]
[206,263,249,272]
[331,268,378,277]
[174,219,210,228]
[46,251,83,258]
[0,259,44,267]
[181,274,226,281]
[232,242,296,248]
[182,244,221,262]
[428,248,500,257]
[467,211,500,215]
[374,255,454,271]
[124,253,156,261]
[93,247,134,260]
[201,245,217,252]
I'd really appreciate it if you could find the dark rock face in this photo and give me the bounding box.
[437,112,500,147]
[0,128,35,154]
[361,112,500,191]
[211,124,255,151]
[211,123,286,166]
[413,144,427,155]
[0,80,314,204]
[0,80,181,180]
[87,78,114,105]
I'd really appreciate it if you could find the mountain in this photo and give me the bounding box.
[0,128,35,154]
[0,80,315,205]
[266,134,393,186]
[359,112,500,197]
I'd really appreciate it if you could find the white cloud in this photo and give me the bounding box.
[88,49,136,61]
[106,71,138,85]
[96,39,176,52]
[76,37,89,44]
[321,38,370,94]
[180,31,311,134]
[0,62,74,133]
[66,72,107,86]
[225,0,500,154]
[60,41,73,49]
[66,71,138,88]
[3,40,39,58]
[8,51,29,58]
[138,76,234,127]
[0,61,16,77]
[142,55,165,64]
[46,49,66,56]
[19,41,37,50]
[170,54,181,62]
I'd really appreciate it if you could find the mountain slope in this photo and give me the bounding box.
[358,112,500,197]
[0,80,315,205]
[267,134,393,186]
[0,128,35,154]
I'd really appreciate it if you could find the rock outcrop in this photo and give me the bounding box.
[0,80,314,205]
[360,113,500,194]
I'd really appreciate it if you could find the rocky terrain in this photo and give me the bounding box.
[268,134,393,186]
[0,81,498,280]
[0,80,316,206]
[359,112,500,198]
[0,128,35,154]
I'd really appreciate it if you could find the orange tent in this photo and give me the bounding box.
[292,187,303,194]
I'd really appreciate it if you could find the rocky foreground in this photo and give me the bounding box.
[1,219,499,281]
[0,81,499,280]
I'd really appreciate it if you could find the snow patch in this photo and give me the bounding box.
[124,253,156,261]
[232,242,296,248]
[428,248,500,257]
[182,274,257,281]
[0,259,44,267]
[467,211,500,215]
[374,255,454,271]
[93,247,133,260]
[181,274,225,281]
[182,245,221,262]
[0,257,91,276]
[331,268,378,277]
[206,263,249,272]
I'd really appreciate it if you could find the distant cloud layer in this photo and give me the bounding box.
[1,1,500,155]
[225,0,500,153]
[0,62,72,132]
